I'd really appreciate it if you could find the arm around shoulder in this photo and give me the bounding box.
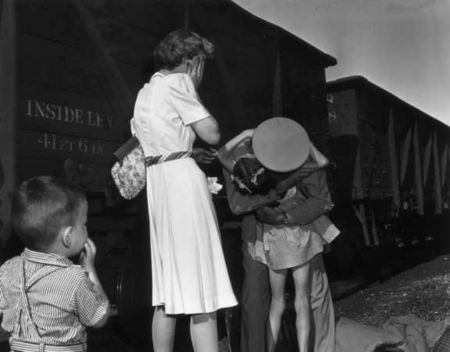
[223,168,279,215]
[216,130,254,172]
[276,169,334,225]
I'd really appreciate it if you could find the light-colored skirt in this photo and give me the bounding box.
[249,223,326,270]
[146,158,237,314]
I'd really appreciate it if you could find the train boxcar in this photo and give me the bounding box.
[0,0,336,350]
[326,76,450,248]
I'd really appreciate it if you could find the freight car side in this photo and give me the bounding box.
[326,76,450,248]
[0,1,135,242]
[0,2,149,349]
[0,1,146,248]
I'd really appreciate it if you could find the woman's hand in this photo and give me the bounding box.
[309,144,329,167]
[193,148,217,164]
[188,56,205,88]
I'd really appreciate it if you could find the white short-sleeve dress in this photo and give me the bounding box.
[132,72,237,314]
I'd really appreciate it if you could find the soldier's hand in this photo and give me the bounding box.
[256,206,284,225]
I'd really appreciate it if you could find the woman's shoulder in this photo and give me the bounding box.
[136,72,178,98]
[161,73,196,93]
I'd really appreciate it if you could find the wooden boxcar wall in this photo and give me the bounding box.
[326,76,450,217]
[0,0,336,244]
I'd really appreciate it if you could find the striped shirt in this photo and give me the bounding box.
[0,249,108,345]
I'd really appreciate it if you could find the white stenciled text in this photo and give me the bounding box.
[26,99,113,129]
[37,132,105,156]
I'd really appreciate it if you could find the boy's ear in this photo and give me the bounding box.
[61,227,73,248]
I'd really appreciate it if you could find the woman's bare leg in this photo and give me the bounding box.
[152,306,177,352]
[267,268,288,352]
[292,262,313,352]
[190,312,219,352]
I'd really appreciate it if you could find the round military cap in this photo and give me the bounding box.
[252,117,310,172]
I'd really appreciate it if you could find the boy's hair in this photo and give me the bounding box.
[11,176,86,251]
[153,29,214,70]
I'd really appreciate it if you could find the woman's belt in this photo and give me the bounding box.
[10,339,86,352]
[145,151,192,167]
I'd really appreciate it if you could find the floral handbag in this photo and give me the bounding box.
[110,136,146,199]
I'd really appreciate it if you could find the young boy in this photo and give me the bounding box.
[0,176,110,352]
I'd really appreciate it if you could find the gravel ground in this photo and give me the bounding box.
[334,255,450,327]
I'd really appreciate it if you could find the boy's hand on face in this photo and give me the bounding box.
[80,238,97,272]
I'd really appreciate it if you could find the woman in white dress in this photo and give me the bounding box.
[131,30,237,352]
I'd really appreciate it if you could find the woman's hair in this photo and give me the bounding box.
[232,156,276,195]
[153,29,215,70]
[11,176,86,251]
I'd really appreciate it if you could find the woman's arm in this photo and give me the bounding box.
[223,168,279,215]
[275,169,334,225]
[274,144,329,194]
[190,116,221,145]
[221,129,254,152]
[309,144,329,167]
[216,130,254,172]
